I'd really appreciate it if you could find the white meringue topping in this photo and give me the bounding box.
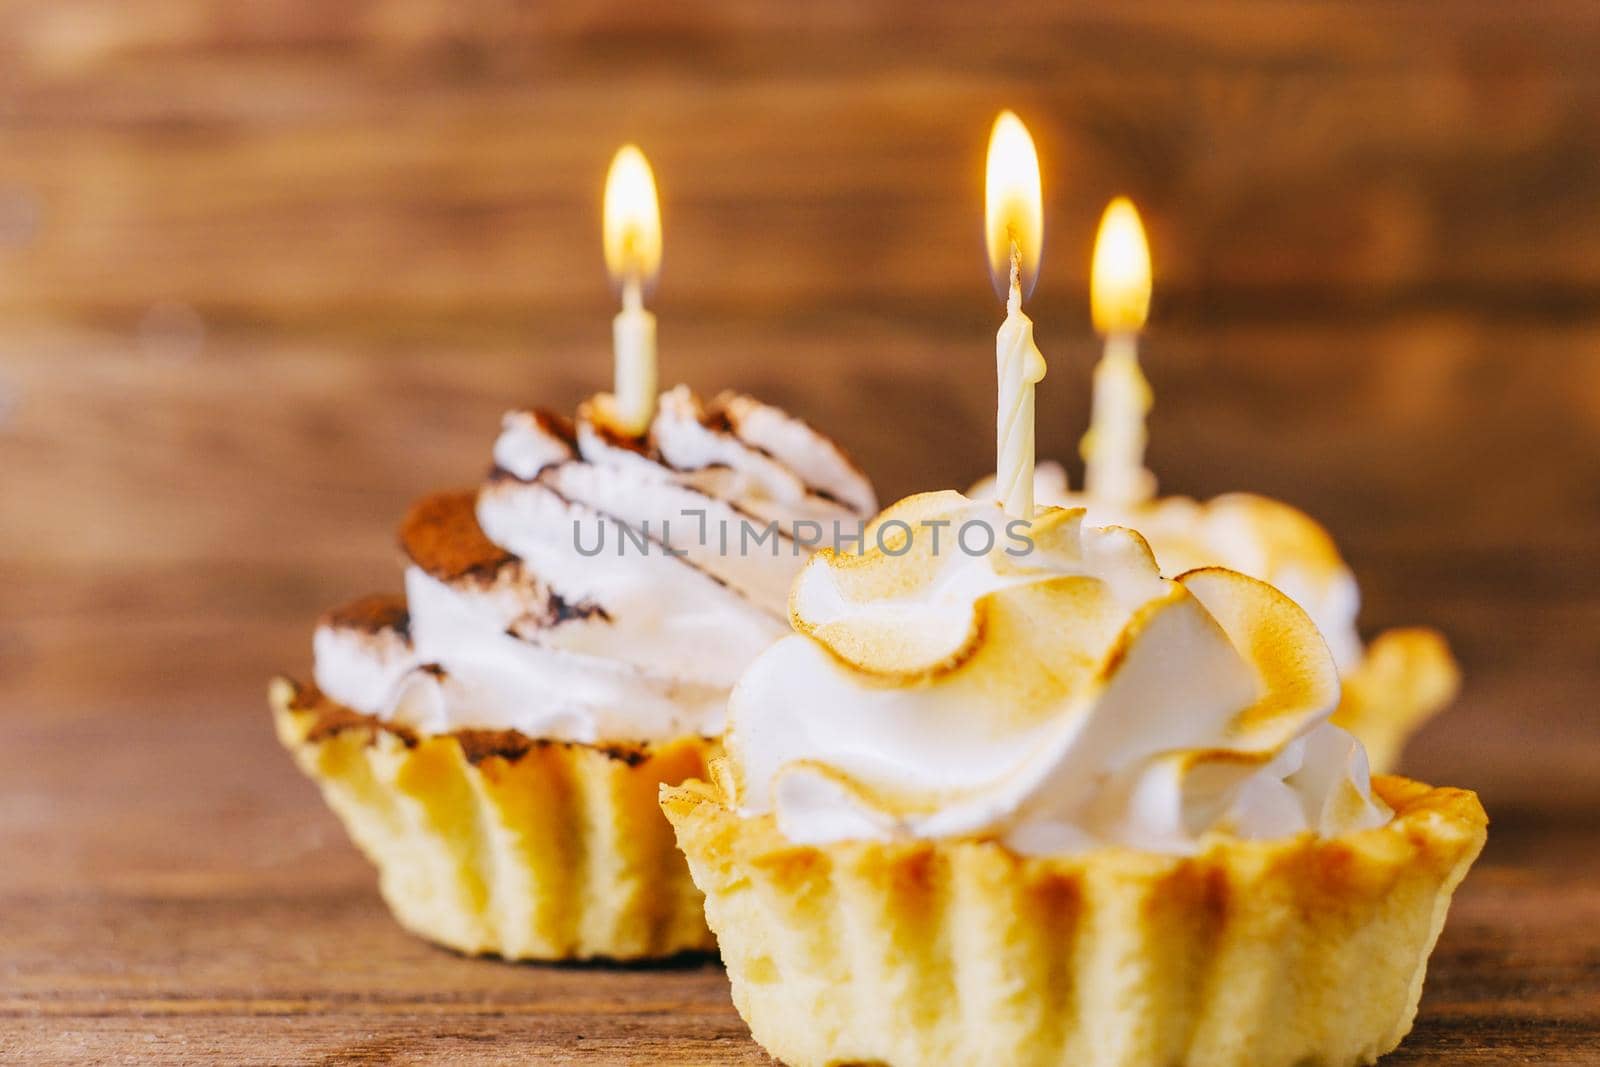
[313,385,875,742]
[726,490,1390,854]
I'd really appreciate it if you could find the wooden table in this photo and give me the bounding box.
[2,694,1597,1063]
[4,3,1600,1062]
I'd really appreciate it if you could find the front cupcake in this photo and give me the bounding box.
[663,491,1485,1065]
[272,385,875,960]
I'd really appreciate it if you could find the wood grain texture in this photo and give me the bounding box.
[2,2,1600,324]
[1,2,1598,1062]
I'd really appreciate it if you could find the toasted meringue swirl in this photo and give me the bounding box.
[727,491,1389,854]
[975,462,1364,672]
[315,386,875,743]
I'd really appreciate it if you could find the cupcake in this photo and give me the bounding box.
[663,491,1485,1065]
[974,463,1458,772]
[273,385,875,960]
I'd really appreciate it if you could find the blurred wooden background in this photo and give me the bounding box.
[1,4,1598,1060]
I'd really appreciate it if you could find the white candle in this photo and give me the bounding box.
[1083,331,1153,506]
[603,145,663,436]
[612,277,657,434]
[1082,197,1154,508]
[996,250,1047,518]
[985,111,1048,519]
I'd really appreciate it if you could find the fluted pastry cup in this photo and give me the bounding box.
[275,678,715,960]
[663,764,1485,1067]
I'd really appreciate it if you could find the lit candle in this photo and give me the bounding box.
[602,145,663,436]
[984,111,1048,519]
[1082,197,1154,508]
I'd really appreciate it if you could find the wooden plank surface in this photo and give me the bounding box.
[3,2,1599,1062]
[1,2,1600,323]
[1,696,1597,1064]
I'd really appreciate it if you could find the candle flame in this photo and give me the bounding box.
[603,145,662,288]
[1091,197,1150,334]
[985,110,1043,301]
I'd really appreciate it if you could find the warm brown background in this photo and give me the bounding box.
[2,3,1597,1063]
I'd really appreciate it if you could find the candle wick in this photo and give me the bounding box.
[1007,237,1022,314]
[622,274,643,312]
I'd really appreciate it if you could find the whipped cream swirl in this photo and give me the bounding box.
[314,386,875,743]
[727,491,1389,855]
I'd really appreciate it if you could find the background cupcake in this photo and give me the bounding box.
[277,386,874,959]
